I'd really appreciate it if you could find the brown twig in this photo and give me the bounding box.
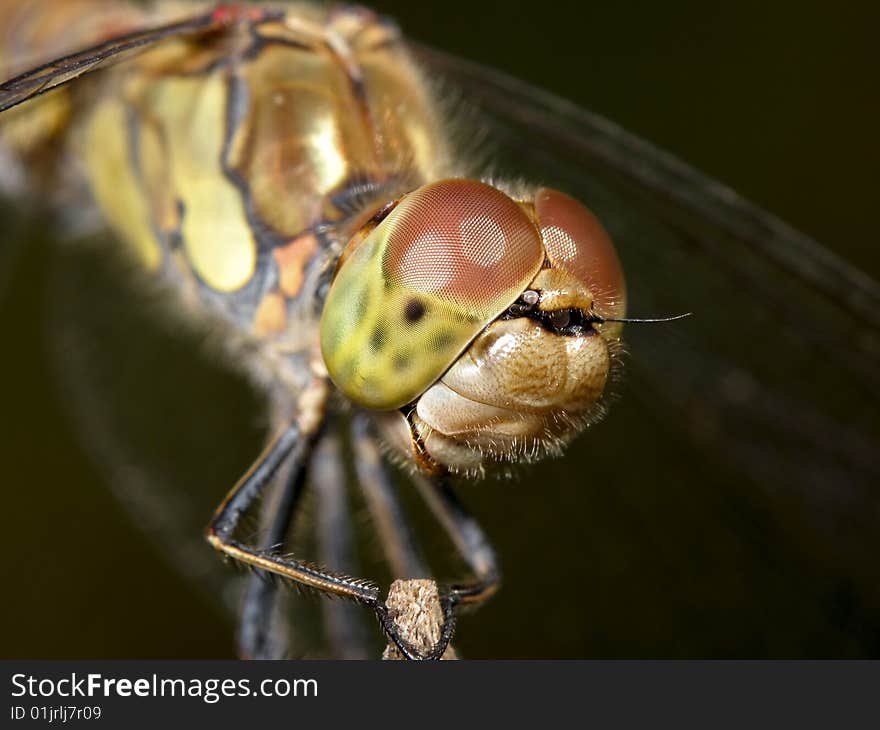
[381,579,458,660]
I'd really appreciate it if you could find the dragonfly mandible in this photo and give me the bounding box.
[1,1,878,659]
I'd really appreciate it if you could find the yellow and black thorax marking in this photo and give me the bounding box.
[2,1,450,342]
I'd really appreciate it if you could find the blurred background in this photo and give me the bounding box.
[1,0,878,658]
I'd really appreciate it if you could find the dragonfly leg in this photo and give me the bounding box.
[351,414,430,579]
[347,416,498,658]
[207,380,463,659]
[239,426,372,659]
[237,454,307,659]
[312,428,371,659]
[413,475,502,610]
[349,414,458,660]
[206,379,381,607]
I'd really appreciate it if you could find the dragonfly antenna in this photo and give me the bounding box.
[597,312,692,324]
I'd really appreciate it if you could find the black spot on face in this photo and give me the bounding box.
[404,298,426,324]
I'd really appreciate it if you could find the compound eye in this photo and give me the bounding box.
[320,179,544,410]
[384,179,544,319]
[535,188,627,324]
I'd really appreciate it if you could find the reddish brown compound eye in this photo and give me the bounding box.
[535,187,627,321]
[320,178,544,410]
[383,179,544,319]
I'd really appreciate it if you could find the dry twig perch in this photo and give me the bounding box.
[382,579,457,660]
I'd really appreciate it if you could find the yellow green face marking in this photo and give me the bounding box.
[320,179,545,410]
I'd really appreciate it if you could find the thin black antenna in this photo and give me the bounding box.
[596,312,692,324]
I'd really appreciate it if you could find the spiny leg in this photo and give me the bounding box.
[351,413,429,579]
[351,415,455,659]
[412,474,501,608]
[312,426,370,659]
[375,474,501,659]
[239,426,371,659]
[236,451,307,660]
[349,416,465,660]
[207,379,464,660]
[206,379,379,607]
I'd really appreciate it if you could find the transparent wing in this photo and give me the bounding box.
[414,44,880,488]
[36,233,380,658]
[406,46,880,657]
[6,222,346,658]
[42,232,263,613]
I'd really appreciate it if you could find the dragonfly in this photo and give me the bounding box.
[1,1,878,659]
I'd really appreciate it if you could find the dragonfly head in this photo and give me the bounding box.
[320,179,626,475]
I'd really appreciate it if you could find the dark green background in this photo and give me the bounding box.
[1,0,878,659]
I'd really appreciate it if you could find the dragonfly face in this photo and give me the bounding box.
[321,179,626,473]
